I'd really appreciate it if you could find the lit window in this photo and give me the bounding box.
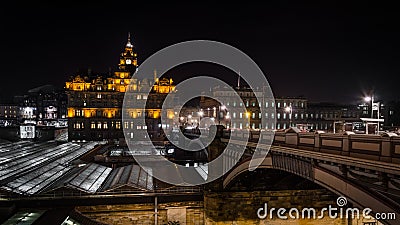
[246,101,249,107]
[143,95,148,100]
[271,113,275,119]
[252,102,256,107]
[97,94,102,99]
[124,122,129,129]
[137,125,141,129]
[97,122,102,129]
[277,102,281,108]
[143,125,147,129]
[259,112,261,118]
[103,122,108,129]
[91,122,95,129]
[239,123,243,129]
[233,112,236,118]
[277,113,281,119]
[116,121,121,129]
[271,102,275,108]
[265,112,268,118]
[283,102,287,107]
[294,113,298,119]
[137,95,142,100]
[252,112,255,119]
[239,112,243,118]
[130,121,134,129]
[283,113,286,119]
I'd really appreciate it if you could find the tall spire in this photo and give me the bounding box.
[126,32,133,48]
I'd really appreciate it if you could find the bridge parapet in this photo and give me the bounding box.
[272,131,400,163]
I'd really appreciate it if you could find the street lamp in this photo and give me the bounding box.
[364,95,380,134]
[245,111,251,129]
[285,104,292,127]
[218,105,227,125]
[364,96,373,118]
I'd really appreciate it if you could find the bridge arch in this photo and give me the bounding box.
[223,157,400,225]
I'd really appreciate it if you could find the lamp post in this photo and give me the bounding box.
[364,96,374,118]
[218,105,226,125]
[364,95,380,134]
[246,111,251,129]
[285,104,293,127]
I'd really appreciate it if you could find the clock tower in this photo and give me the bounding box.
[118,32,138,73]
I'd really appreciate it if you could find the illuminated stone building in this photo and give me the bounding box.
[65,34,176,141]
[199,85,308,130]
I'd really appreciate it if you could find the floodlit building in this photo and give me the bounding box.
[65,34,176,141]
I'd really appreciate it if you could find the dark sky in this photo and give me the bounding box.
[1,2,399,104]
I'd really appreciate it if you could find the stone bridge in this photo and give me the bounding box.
[183,127,400,225]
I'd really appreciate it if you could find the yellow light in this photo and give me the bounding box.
[84,110,91,118]
[153,111,160,118]
[68,108,74,118]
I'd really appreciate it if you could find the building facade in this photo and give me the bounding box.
[0,105,19,127]
[198,85,375,133]
[65,34,176,141]
[199,86,307,130]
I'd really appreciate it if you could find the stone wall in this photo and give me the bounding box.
[76,201,204,225]
[74,190,384,225]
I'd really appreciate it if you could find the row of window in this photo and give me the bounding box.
[221,101,306,108]
[227,122,333,130]
[73,121,150,130]
[224,111,358,120]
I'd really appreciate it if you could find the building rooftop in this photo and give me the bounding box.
[0,141,158,197]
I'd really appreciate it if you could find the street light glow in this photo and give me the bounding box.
[285,106,291,112]
[364,96,372,102]
[220,105,226,110]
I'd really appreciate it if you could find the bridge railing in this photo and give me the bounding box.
[273,131,400,163]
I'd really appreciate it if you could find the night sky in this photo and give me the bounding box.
[1,2,399,104]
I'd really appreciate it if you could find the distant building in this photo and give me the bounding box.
[306,103,362,132]
[384,101,400,129]
[199,85,307,130]
[0,104,19,127]
[13,85,68,127]
[198,84,386,133]
[65,34,176,141]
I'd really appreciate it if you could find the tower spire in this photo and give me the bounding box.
[126,32,133,48]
